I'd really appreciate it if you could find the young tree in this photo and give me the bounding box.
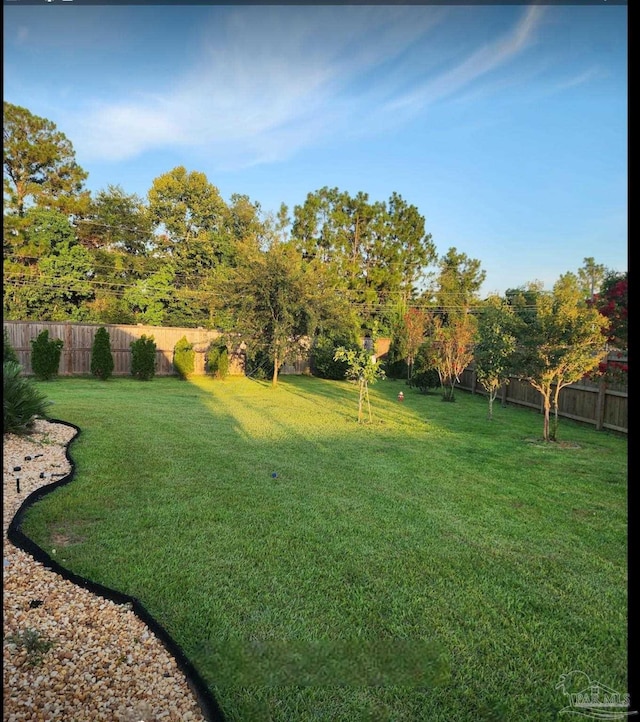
[425,312,478,402]
[334,346,385,423]
[473,296,519,420]
[424,248,484,401]
[404,307,430,380]
[513,273,609,441]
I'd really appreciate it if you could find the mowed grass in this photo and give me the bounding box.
[22,375,627,721]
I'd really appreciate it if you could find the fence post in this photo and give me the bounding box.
[471,369,477,394]
[595,379,607,431]
[501,381,508,407]
[64,324,73,375]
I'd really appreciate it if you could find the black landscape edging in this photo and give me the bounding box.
[6,418,226,722]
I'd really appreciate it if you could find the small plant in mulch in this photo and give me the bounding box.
[6,628,55,666]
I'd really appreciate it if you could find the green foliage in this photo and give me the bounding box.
[6,628,55,666]
[206,341,229,379]
[90,326,114,380]
[3,360,51,434]
[130,335,156,381]
[311,334,360,380]
[4,329,20,364]
[408,343,440,393]
[30,330,63,380]
[3,101,88,217]
[334,346,385,423]
[173,336,195,379]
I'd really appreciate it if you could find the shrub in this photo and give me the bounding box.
[173,336,195,379]
[206,341,229,379]
[30,330,63,381]
[4,330,20,365]
[4,361,52,434]
[311,334,361,380]
[408,343,440,394]
[90,327,115,380]
[130,335,156,381]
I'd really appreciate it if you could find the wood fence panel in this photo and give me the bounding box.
[3,321,245,377]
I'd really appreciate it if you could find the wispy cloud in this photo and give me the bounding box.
[384,5,545,115]
[66,6,445,169]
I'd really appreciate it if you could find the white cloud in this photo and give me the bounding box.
[385,5,545,115]
[67,6,445,169]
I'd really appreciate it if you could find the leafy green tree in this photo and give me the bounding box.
[130,335,156,381]
[3,102,88,217]
[220,240,326,386]
[173,336,195,379]
[90,327,114,380]
[513,273,609,441]
[404,308,429,380]
[408,343,440,394]
[16,243,95,322]
[473,296,520,420]
[122,265,176,326]
[334,346,385,423]
[30,330,63,381]
[76,184,153,255]
[292,187,436,330]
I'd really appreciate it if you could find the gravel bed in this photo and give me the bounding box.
[3,419,209,722]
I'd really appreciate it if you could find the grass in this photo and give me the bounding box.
[21,375,627,721]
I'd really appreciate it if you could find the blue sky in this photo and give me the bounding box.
[3,3,627,295]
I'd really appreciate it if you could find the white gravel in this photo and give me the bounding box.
[3,419,209,722]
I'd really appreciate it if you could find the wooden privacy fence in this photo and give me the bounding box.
[3,321,245,377]
[456,366,627,434]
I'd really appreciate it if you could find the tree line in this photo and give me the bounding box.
[3,102,627,440]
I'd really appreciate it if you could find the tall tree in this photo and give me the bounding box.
[292,187,435,330]
[513,273,609,441]
[3,102,88,217]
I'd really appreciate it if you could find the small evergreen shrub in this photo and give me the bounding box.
[173,336,195,379]
[4,361,52,434]
[90,327,115,380]
[130,335,156,381]
[206,341,229,379]
[30,330,63,381]
[4,330,20,364]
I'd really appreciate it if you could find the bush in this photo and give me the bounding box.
[90,327,114,380]
[4,361,52,434]
[30,330,63,381]
[206,341,229,379]
[311,334,361,380]
[173,336,195,379]
[130,335,156,381]
[4,330,20,365]
[408,343,440,394]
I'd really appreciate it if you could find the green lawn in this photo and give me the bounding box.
[22,375,628,721]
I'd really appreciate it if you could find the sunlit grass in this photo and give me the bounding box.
[22,375,627,721]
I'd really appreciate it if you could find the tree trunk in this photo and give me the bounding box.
[272,352,279,386]
[488,390,496,420]
[542,393,551,442]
